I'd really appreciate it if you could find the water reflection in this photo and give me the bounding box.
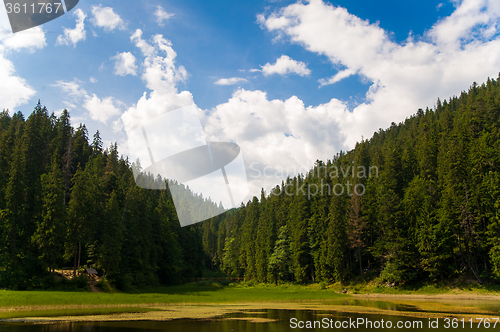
[1,309,497,332]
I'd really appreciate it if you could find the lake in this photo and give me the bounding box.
[1,304,499,332]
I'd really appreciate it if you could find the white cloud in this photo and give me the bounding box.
[112,119,123,133]
[56,9,86,47]
[90,77,97,83]
[62,101,77,110]
[121,29,193,133]
[2,27,46,52]
[0,2,46,52]
[154,6,174,26]
[258,0,500,148]
[111,52,137,76]
[130,29,154,56]
[261,55,311,76]
[139,32,188,93]
[52,79,87,99]
[428,0,500,50]
[214,77,248,85]
[202,88,348,196]
[319,68,356,87]
[0,55,36,110]
[114,0,500,201]
[91,5,125,31]
[83,94,121,123]
[69,115,87,128]
[52,79,122,124]
[0,12,45,110]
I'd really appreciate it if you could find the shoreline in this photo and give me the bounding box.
[1,292,500,324]
[351,293,500,301]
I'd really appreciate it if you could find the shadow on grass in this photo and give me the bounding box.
[0,307,161,320]
[133,281,236,295]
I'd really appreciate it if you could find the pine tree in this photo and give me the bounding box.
[347,192,366,279]
[32,155,66,273]
[268,225,292,283]
[99,190,123,277]
[325,186,348,283]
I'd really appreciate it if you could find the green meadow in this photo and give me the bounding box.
[0,283,347,308]
[1,282,500,321]
[2,280,500,309]
[0,307,160,320]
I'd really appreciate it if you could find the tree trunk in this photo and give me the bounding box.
[463,253,482,284]
[358,249,363,279]
[77,241,81,275]
[73,241,78,276]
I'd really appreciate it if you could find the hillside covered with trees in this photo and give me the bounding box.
[0,105,213,289]
[202,75,500,285]
[1,75,500,290]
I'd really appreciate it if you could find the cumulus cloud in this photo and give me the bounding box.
[83,94,122,123]
[112,119,123,133]
[130,29,154,56]
[0,10,46,110]
[121,29,193,133]
[111,52,137,76]
[0,55,37,110]
[154,6,174,26]
[261,55,311,76]
[113,0,500,200]
[56,9,86,47]
[214,77,248,85]
[429,0,500,49]
[2,27,46,52]
[202,88,348,195]
[52,79,122,124]
[91,5,125,31]
[257,0,500,148]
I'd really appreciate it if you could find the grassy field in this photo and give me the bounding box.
[1,278,500,309]
[0,283,348,308]
[0,283,350,320]
[1,281,500,322]
[0,307,160,320]
[327,273,500,295]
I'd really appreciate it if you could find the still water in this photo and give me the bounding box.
[1,308,499,332]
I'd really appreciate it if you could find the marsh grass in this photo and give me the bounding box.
[0,307,160,319]
[1,279,499,320]
[0,283,347,308]
[328,272,500,295]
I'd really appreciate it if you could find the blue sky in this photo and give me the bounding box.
[0,0,499,199]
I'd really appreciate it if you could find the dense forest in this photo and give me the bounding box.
[1,75,500,290]
[202,75,500,285]
[0,104,215,289]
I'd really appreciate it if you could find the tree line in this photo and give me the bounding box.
[0,103,214,289]
[1,74,500,290]
[202,75,500,285]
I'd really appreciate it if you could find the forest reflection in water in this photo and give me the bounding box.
[1,305,500,332]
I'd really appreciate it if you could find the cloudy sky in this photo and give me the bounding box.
[1,0,500,201]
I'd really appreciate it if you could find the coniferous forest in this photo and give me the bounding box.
[2,75,500,290]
